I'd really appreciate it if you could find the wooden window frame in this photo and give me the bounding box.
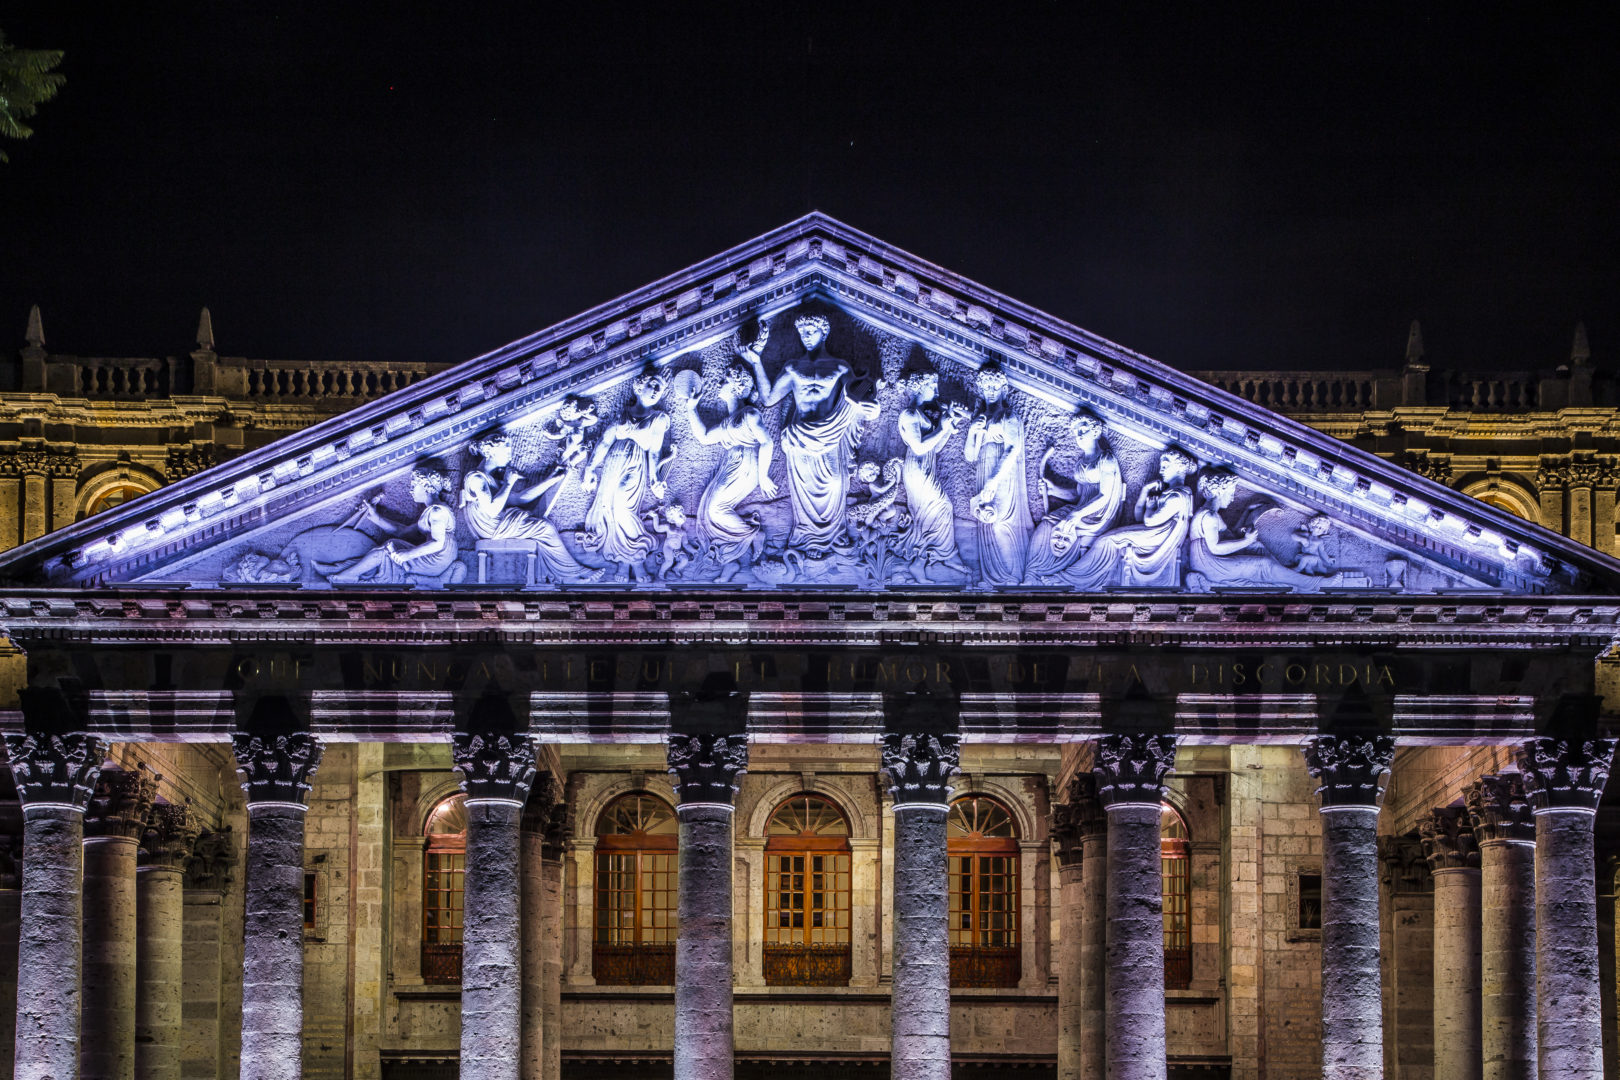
[947,795,1021,988]
[421,794,466,985]
[592,793,678,986]
[1161,804,1192,990]
[763,794,852,987]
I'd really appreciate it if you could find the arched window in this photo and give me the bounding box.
[763,794,852,986]
[593,793,678,986]
[85,481,152,518]
[1161,804,1191,990]
[422,794,466,984]
[947,795,1020,987]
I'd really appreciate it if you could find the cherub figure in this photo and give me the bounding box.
[542,395,600,472]
[846,458,906,544]
[1291,514,1339,574]
[643,503,698,581]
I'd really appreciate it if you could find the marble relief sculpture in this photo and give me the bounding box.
[1027,409,1125,582]
[963,362,1029,587]
[580,367,674,583]
[460,429,595,584]
[538,394,599,514]
[1185,470,1340,592]
[316,465,467,586]
[1050,446,1197,589]
[745,314,880,556]
[896,365,971,582]
[683,357,777,582]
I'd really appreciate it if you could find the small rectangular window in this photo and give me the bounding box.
[304,871,318,930]
[1298,873,1322,930]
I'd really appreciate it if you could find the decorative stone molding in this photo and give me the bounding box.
[166,443,220,480]
[1419,806,1479,871]
[1537,457,1571,491]
[524,769,569,858]
[1400,451,1452,485]
[1302,734,1394,807]
[140,802,202,870]
[1092,733,1179,807]
[232,731,324,805]
[2,731,109,808]
[452,730,538,804]
[1464,774,1535,844]
[879,731,959,806]
[667,732,750,805]
[184,828,236,890]
[0,445,79,479]
[1378,832,1433,894]
[83,764,159,839]
[1514,737,1618,812]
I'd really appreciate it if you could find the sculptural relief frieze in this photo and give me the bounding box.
[196,306,1473,594]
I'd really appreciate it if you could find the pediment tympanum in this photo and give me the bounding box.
[5,215,1617,597]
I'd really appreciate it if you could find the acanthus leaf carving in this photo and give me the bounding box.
[880,731,961,806]
[1419,805,1479,871]
[666,732,749,805]
[232,731,323,805]
[1092,733,1179,806]
[1302,734,1394,808]
[1465,774,1535,845]
[83,764,159,840]
[1515,737,1617,812]
[141,802,202,870]
[2,732,108,809]
[452,730,538,804]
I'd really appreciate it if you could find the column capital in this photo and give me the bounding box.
[1464,773,1535,845]
[232,731,323,806]
[453,729,538,804]
[667,731,750,805]
[84,764,158,840]
[184,828,236,891]
[1379,831,1433,894]
[1420,806,1479,871]
[1092,732,1178,808]
[1051,773,1106,867]
[141,802,201,870]
[1514,736,1617,812]
[3,731,108,809]
[524,769,569,859]
[880,731,959,806]
[1302,734,1394,808]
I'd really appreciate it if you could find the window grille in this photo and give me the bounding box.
[947,795,1021,987]
[593,793,678,986]
[763,794,852,986]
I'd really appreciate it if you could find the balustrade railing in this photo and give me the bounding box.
[591,943,675,986]
[232,361,435,402]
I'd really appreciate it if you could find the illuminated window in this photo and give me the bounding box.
[85,482,152,517]
[763,794,852,986]
[593,793,677,986]
[1162,804,1191,989]
[1478,492,1527,519]
[1298,872,1323,930]
[948,795,1021,988]
[421,794,466,984]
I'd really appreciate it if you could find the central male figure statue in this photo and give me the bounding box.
[744,313,880,554]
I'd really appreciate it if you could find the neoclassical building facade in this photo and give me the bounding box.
[0,215,1615,1080]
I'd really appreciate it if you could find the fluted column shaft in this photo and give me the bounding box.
[668,730,749,1080]
[1517,735,1616,1080]
[4,730,107,1080]
[1094,733,1179,1080]
[1304,734,1394,1080]
[454,729,539,1080]
[1467,775,1536,1080]
[233,729,323,1080]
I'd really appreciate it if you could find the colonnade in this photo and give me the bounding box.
[1,717,1614,1080]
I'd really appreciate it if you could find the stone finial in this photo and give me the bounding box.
[880,731,959,806]
[24,304,43,348]
[140,802,201,870]
[1515,737,1617,813]
[1405,319,1428,372]
[1572,322,1591,367]
[523,769,569,859]
[1419,806,1479,871]
[185,828,236,891]
[84,764,159,839]
[452,730,537,804]
[196,307,215,351]
[668,731,750,805]
[2,732,109,809]
[1465,774,1535,845]
[1302,734,1394,808]
[232,731,323,805]
[1092,733,1179,807]
[1379,832,1433,894]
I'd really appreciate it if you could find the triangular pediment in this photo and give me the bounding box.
[5,213,1617,597]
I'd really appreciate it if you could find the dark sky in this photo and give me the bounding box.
[2,5,1615,374]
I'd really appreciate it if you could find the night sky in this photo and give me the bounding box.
[2,5,1615,375]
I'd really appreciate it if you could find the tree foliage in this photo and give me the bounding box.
[0,28,65,162]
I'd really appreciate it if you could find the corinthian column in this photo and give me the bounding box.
[880,728,960,1080]
[1515,735,1617,1080]
[1420,806,1481,1080]
[2,730,107,1080]
[453,727,538,1080]
[667,729,750,1080]
[1465,774,1536,1080]
[1093,733,1179,1080]
[1303,734,1395,1080]
[232,728,323,1080]
[136,803,200,1080]
[1054,773,1108,1080]
[522,771,567,1080]
[82,764,158,1080]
